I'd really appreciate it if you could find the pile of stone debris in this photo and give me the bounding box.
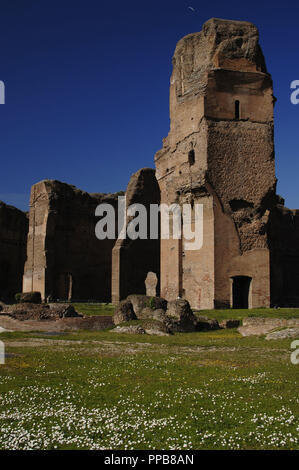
[0,302,82,321]
[112,296,240,336]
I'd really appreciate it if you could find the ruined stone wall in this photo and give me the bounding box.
[155,18,276,309]
[23,180,119,301]
[0,201,28,301]
[213,191,271,309]
[112,168,160,303]
[269,204,299,307]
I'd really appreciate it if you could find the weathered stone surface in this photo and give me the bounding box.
[139,307,169,322]
[112,168,160,303]
[0,314,113,332]
[2,303,82,321]
[144,328,170,337]
[145,272,158,297]
[0,326,11,333]
[154,18,276,310]
[59,316,113,331]
[266,328,299,341]
[18,292,41,304]
[219,319,241,329]
[139,307,156,320]
[141,319,172,335]
[47,304,80,318]
[268,205,299,307]
[112,325,146,335]
[152,309,168,322]
[112,300,137,325]
[196,318,220,331]
[1,17,297,314]
[112,322,170,336]
[167,299,194,320]
[23,180,120,302]
[0,201,28,302]
[238,318,299,337]
[166,300,197,332]
[1,302,82,321]
[113,296,198,334]
[127,295,168,317]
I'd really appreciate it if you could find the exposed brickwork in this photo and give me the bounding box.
[268,205,299,307]
[0,201,28,301]
[23,180,119,301]
[155,18,276,309]
[2,18,298,311]
[112,168,160,303]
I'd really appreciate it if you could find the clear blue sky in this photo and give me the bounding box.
[0,0,298,211]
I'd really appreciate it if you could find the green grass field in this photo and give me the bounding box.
[0,324,298,450]
[196,308,299,321]
[73,303,299,321]
[72,303,115,316]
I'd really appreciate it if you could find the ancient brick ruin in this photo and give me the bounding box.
[112,168,160,303]
[1,18,299,309]
[0,201,28,301]
[21,171,159,303]
[155,18,276,309]
[22,180,120,302]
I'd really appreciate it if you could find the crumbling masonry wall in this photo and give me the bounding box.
[0,201,28,301]
[269,203,299,307]
[155,18,277,309]
[112,168,160,303]
[16,18,299,309]
[23,180,119,301]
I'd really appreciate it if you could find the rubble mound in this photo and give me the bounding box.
[113,297,199,334]
[127,295,167,317]
[17,292,42,304]
[113,300,137,325]
[266,328,299,341]
[166,300,198,332]
[2,303,82,321]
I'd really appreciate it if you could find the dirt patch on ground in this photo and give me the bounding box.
[0,314,114,333]
[4,336,236,353]
[239,318,299,336]
[0,303,80,321]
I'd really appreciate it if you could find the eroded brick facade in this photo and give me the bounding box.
[112,168,160,303]
[23,180,120,301]
[0,201,28,301]
[155,18,278,309]
[2,18,298,310]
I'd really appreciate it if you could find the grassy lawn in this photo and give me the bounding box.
[6,301,299,331]
[0,328,298,450]
[71,302,299,322]
[196,308,299,321]
[72,303,115,316]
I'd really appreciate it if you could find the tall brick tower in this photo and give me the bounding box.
[155,18,276,309]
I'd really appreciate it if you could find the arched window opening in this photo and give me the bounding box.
[232,276,251,309]
[188,149,195,166]
[235,100,240,120]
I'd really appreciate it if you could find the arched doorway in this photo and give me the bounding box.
[57,273,73,301]
[232,276,252,309]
